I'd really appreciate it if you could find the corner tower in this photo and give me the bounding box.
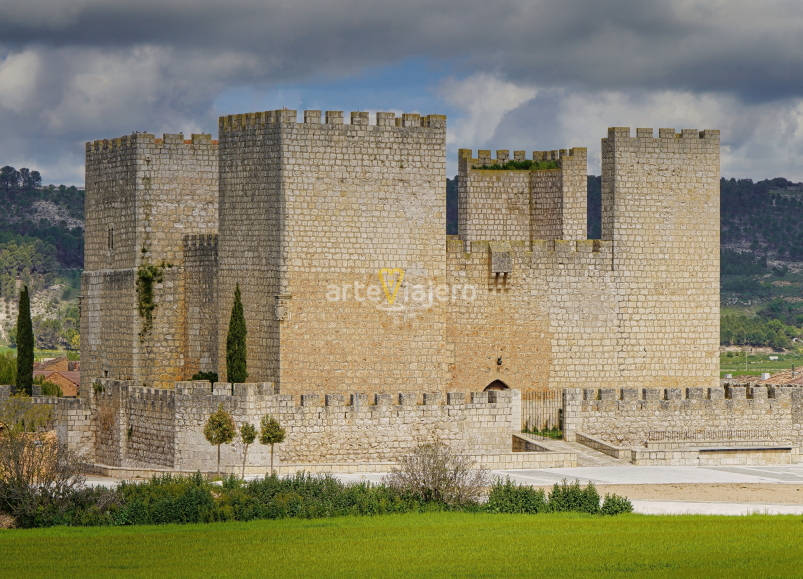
[82,133,218,391]
[602,127,720,388]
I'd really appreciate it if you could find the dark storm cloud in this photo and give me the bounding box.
[2,0,803,184]
[1,0,803,99]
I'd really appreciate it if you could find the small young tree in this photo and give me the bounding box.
[259,415,286,475]
[226,283,248,383]
[15,285,34,396]
[239,422,257,479]
[203,403,236,476]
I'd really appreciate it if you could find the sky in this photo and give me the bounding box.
[2,0,803,186]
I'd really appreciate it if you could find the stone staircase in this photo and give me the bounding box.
[518,433,633,468]
[557,440,633,468]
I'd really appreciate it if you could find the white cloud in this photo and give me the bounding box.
[485,87,803,181]
[0,51,40,113]
[437,73,538,147]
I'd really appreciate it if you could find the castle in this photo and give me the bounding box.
[13,109,794,475]
[81,112,720,397]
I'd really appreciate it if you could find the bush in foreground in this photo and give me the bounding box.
[384,439,489,506]
[486,478,632,515]
[0,471,633,528]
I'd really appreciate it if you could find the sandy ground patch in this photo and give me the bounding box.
[532,483,803,504]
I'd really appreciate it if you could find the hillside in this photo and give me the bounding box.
[0,165,84,349]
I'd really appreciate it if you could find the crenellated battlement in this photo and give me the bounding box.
[604,126,720,141]
[581,385,803,402]
[218,109,447,133]
[86,133,216,154]
[458,147,586,169]
[91,378,512,409]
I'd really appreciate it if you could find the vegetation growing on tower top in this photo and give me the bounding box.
[472,159,559,171]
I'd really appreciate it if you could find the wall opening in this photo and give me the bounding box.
[484,380,510,391]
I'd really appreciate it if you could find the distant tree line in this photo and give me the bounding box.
[721,177,803,260]
[0,166,42,191]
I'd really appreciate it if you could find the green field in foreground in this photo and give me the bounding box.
[1,512,802,578]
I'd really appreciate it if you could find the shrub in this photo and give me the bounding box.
[547,479,601,514]
[115,473,216,525]
[242,472,419,519]
[384,439,489,506]
[601,493,633,515]
[486,478,547,514]
[0,351,16,386]
[0,395,84,528]
[33,375,63,397]
[473,159,559,171]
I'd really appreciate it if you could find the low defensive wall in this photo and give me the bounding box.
[41,381,574,475]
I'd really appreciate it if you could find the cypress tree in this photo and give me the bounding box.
[15,285,34,395]
[226,283,248,383]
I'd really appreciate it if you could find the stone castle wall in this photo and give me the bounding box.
[448,129,719,392]
[57,380,525,473]
[602,128,721,389]
[81,118,720,402]
[564,386,803,447]
[216,113,284,385]
[457,148,588,245]
[445,237,621,392]
[183,234,219,377]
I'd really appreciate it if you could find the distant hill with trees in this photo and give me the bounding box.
[0,165,84,350]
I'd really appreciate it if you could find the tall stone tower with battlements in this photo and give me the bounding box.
[82,133,218,392]
[82,112,719,396]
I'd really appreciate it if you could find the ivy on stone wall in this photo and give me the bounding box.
[136,260,171,339]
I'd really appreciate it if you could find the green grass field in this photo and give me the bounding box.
[1,512,802,578]
[720,350,803,377]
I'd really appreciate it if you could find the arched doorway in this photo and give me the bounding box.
[484,380,510,391]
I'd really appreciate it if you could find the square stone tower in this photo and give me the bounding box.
[82,133,218,391]
[602,128,720,388]
[216,111,449,392]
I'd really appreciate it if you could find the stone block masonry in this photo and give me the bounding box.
[83,118,719,396]
[564,386,803,450]
[71,111,730,471]
[57,381,570,473]
[217,110,450,392]
[82,134,218,392]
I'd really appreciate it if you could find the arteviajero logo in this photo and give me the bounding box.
[378,268,405,306]
[326,268,476,313]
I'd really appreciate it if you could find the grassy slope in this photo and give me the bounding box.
[2,513,802,578]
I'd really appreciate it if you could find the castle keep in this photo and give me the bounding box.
[18,109,778,475]
[81,113,720,397]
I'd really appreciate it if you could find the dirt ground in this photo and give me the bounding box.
[533,483,803,504]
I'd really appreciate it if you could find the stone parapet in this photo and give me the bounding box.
[60,379,526,474]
